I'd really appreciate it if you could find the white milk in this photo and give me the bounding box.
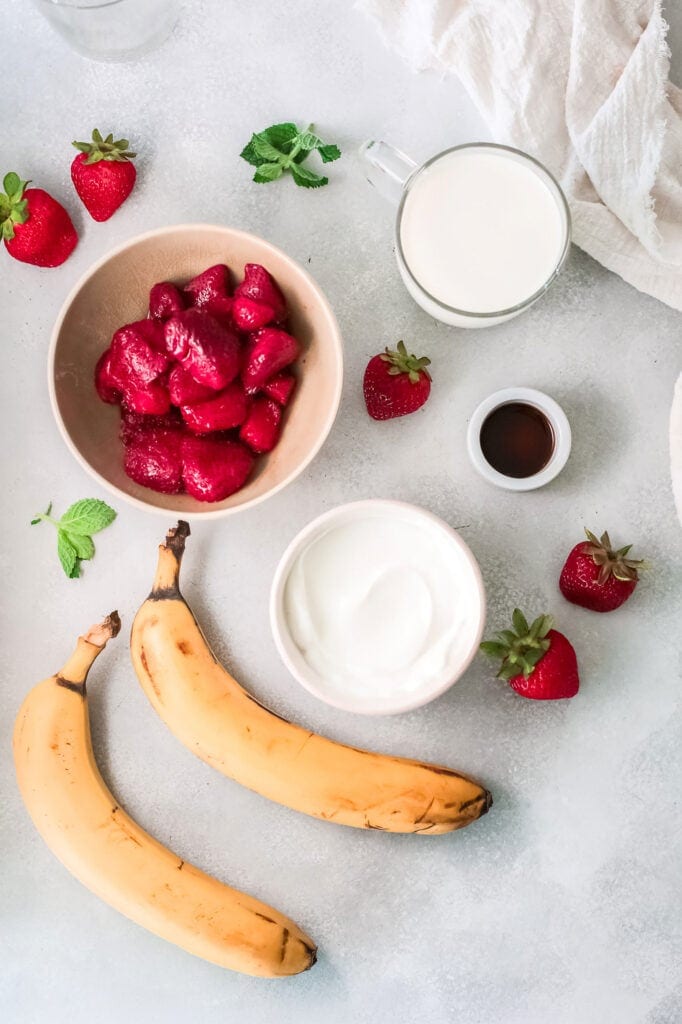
[399,147,567,316]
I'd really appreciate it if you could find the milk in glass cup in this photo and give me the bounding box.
[360,141,571,328]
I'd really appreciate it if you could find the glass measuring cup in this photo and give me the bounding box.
[360,141,571,329]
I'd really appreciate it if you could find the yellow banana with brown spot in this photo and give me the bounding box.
[131,523,493,835]
[13,613,316,978]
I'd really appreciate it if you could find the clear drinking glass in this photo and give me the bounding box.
[34,0,181,62]
[360,140,571,329]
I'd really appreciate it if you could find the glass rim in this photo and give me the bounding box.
[36,0,129,9]
[395,142,572,320]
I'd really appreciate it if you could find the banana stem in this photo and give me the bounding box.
[152,521,190,596]
[58,611,121,685]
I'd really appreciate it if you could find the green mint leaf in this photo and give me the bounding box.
[240,136,266,168]
[318,143,341,163]
[65,532,95,560]
[252,135,286,163]
[290,164,328,188]
[253,163,284,183]
[60,498,116,536]
[261,122,299,149]
[57,531,80,579]
[296,131,324,152]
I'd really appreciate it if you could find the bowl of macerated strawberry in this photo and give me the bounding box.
[49,224,343,516]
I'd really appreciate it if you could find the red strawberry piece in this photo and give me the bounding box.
[71,129,136,222]
[181,435,254,502]
[1,173,77,268]
[108,321,169,391]
[168,364,216,406]
[363,340,431,421]
[235,263,287,322]
[124,425,183,494]
[560,529,643,613]
[181,384,250,433]
[123,379,171,416]
[480,609,579,700]
[242,327,300,393]
[119,407,181,445]
[164,309,241,390]
[239,397,282,453]
[263,372,296,406]
[184,264,233,320]
[94,350,121,404]
[149,282,187,322]
[232,295,275,331]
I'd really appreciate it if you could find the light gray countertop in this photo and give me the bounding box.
[2,3,681,1022]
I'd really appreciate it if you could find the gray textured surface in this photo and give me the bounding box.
[2,2,681,1022]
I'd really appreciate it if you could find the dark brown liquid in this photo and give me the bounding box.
[480,402,555,478]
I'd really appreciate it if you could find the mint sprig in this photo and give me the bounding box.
[240,122,340,188]
[31,499,117,578]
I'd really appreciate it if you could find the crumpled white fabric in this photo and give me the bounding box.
[358,0,682,524]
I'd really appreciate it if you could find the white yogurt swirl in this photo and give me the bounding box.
[281,508,482,710]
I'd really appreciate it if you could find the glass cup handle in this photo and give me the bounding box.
[359,140,419,204]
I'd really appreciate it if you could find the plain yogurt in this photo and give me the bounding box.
[275,502,485,714]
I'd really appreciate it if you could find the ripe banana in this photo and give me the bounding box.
[131,523,492,834]
[13,613,316,978]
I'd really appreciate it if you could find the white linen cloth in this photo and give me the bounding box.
[358,0,682,524]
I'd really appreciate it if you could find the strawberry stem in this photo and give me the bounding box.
[0,172,30,241]
[72,129,136,165]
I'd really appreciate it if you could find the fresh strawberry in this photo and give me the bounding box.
[184,265,233,321]
[240,397,282,453]
[480,609,579,700]
[119,407,181,445]
[181,435,254,502]
[71,129,136,222]
[242,327,300,393]
[363,340,431,421]
[263,372,296,406]
[1,172,77,267]
[234,263,287,322]
[168,364,215,406]
[181,384,249,433]
[94,351,121,404]
[560,529,643,612]
[232,294,275,331]
[124,425,183,494]
[164,309,241,390]
[149,281,187,321]
[123,379,171,416]
[107,321,169,392]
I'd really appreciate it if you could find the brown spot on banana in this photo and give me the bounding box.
[414,797,435,824]
[138,649,163,702]
[56,676,86,696]
[279,928,290,963]
[176,640,192,655]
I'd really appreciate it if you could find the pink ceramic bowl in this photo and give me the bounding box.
[48,224,344,518]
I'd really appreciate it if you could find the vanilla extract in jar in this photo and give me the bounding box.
[479,401,555,479]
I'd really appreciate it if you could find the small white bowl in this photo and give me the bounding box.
[269,499,486,715]
[466,387,571,491]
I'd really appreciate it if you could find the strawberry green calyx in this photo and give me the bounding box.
[379,340,431,384]
[583,529,643,584]
[72,129,136,165]
[480,609,553,681]
[0,172,30,241]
